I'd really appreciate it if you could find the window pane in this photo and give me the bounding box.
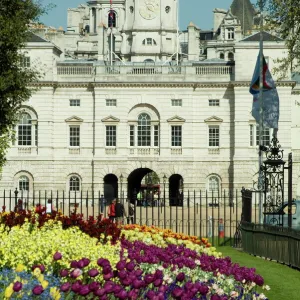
[256,126,270,146]
[209,126,219,147]
[70,99,80,106]
[70,126,80,147]
[106,99,117,106]
[171,126,182,147]
[154,125,159,147]
[69,176,80,191]
[138,114,151,146]
[130,125,135,146]
[209,99,220,106]
[19,176,29,191]
[209,176,219,192]
[106,125,116,146]
[171,99,182,106]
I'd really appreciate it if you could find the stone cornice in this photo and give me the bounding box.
[30,80,296,89]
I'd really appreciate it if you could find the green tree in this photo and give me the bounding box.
[0,0,45,169]
[264,0,300,77]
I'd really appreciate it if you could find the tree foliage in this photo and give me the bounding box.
[0,0,45,168]
[264,0,300,77]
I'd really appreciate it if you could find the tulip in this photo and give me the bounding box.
[13,281,22,292]
[176,272,185,282]
[94,288,105,296]
[32,285,44,295]
[71,268,83,278]
[116,260,126,271]
[71,282,82,293]
[79,285,90,296]
[172,287,183,298]
[82,257,90,267]
[60,282,71,292]
[53,251,62,261]
[77,260,85,269]
[59,269,69,277]
[88,268,99,277]
[89,282,100,291]
[70,260,78,268]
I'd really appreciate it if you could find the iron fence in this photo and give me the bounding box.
[0,189,262,246]
[241,222,300,268]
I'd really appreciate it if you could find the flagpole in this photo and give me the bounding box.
[258,0,264,224]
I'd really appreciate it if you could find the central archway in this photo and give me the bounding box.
[127,168,160,205]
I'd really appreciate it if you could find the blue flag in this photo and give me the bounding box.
[249,51,279,129]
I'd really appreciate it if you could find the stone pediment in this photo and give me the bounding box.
[101,115,120,122]
[167,116,186,123]
[204,116,223,123]
[65,116,83,123]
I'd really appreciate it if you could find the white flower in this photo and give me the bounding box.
[259,293,267,299]
[212,284,218,290]
[230,291,239,298]
[195,259,201,265]
[263,285,270,291]
[217,288,224,296]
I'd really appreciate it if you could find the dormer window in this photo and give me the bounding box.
[227,28,234,40]
[142,38,157,46]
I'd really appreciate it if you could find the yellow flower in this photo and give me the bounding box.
[50,287,61,300]
[41,280,49,289]
[4,283,14,299]
[15,264,25,272]
[33,268,41,277]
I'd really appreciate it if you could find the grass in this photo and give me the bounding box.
[217,246,300,300]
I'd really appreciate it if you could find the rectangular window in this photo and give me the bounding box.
[209,99,220,106]
[171,99,182,106]
[154,125,159,147]
[18,125,32,146]
[21,56,30,68]
[209,125,219,147]
[106,99,117,106]
[130,125,135,146]
[70,99,80,106]
[256,126,270,146]
[171,126,182,147]
[106,125,116,146]
[69,126,80,147]
[250,124,254,147]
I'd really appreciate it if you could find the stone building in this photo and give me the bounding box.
[1,0,299,203]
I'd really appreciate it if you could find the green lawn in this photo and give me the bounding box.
[218,247,300,300]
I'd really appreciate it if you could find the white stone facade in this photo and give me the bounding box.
[1,0,300,201]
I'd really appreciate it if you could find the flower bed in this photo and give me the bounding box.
[0,208,269,299]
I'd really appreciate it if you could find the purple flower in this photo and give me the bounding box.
[77,260,85,269]
[97,258,110,267]
[79,285,90,296]
[13,282,22,292]
[126,261,135,271]
[82,258,90,267]
[118,270,127,279]
[70,260,78,268]
[254,275,264,286]
[102,265,112,275]
[32,285,44,295]
[60,283,71,292]
[53,251,62,261]
[211,294,221,300]
[116,289,128,300]
[103,272,114,280]
[116,260,126,271]
[153,278,163,287]
[71,281,82,293]
[89,282,100,291]
[176,272,185,282]
[60,269,69,277]
[88,268,99,277]
[144,274,155,284]
[94,288,105,297]
[172,287,184,298]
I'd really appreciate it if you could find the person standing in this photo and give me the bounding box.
[128,203,135,224]
[115,199,126,225]
[107,199,116,222]
[100,194,106,214]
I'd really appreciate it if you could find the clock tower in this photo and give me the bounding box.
[121,0,178,62]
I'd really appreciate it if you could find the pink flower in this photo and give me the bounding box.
[71,268,83,278]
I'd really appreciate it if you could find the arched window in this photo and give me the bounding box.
[108,10,116,28]
[220,53,224,59]
[18,112,32,146]
[19,175,29,191]
[138,113,151,146]
[208,176,220,192]
[228,52,234,61]
[69,176,80,192]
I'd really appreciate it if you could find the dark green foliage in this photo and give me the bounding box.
[0,0,45,168]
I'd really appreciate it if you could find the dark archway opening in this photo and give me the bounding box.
[127,168,160,205]
[169,174,183,206]
[104,174,118,203]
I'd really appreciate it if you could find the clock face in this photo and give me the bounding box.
[139,0,159,20]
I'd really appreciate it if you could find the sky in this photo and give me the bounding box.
[40,0,256,31]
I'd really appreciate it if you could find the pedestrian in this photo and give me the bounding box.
[100,194,106,214]
[115,199,126,225]
[128,203,135,224]
[107,199,116,222]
